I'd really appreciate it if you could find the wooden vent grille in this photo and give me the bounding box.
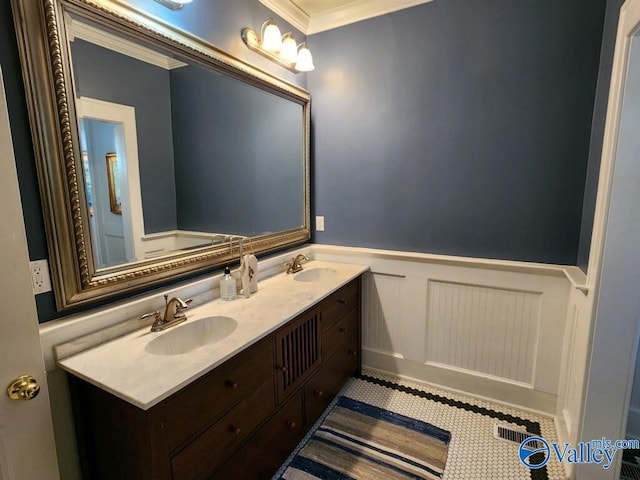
[279,313,320,393]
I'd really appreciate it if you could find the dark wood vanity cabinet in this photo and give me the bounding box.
[69,277,361,480]
[304,280,361,427]
[274,308,322,401]
[217,278,362,479]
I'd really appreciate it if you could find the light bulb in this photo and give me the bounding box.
[262,23,282,52]
[295,45,315,72]
[280,35,298,64]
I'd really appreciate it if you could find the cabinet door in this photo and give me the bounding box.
[212,389,304,480]
[148,336,274,454]
[305,332,360,427]
[170,379,276,480]
[274,307,321,401]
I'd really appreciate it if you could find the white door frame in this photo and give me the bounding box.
[0,68,59,478]
[76,96,145,262]
[579,0,640,478]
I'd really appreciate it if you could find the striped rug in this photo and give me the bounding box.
[279,396,451,479]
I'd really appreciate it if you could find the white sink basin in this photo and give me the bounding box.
[145,316,237,356]
[294,267,338,283]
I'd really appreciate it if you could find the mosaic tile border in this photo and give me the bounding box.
[356,373,549,480]
[275,372,566,479]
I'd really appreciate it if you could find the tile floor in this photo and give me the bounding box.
[275,369,568,480]
[621,448,640,479]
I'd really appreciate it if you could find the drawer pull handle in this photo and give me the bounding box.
[339,327,349,334]
[338,299,348,305]
[225,380,238,389]
[347,349,358,356]
[278,365,288,373]
[314,389,324,397]
[229,425,241,435]
[287,420,297,429]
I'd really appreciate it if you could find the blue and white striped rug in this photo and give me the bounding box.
[278,396,451,479]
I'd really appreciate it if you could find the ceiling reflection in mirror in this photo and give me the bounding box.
[67,15,305,269]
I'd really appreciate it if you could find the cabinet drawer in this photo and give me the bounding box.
[170,378,276,480]
[305,333,360,426]
[213,389,304,480]
[323,307,359,360]
[321,279,359,331]
[151,336,274,452]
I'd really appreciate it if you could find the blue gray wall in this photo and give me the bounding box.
[170,64,304,236]
[309,0,606,264]
[2,0,305,322]
[0,0,618,322]
[71,38,178,234]
[577,0,626,271]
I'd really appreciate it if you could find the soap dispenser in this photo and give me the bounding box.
[219,266,237,301]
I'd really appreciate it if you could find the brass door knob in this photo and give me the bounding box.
[7,375,40,401]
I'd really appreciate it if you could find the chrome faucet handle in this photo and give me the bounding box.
[140,310,164,332]
[140,310,161,321]
[175,298,193,314]
[164,296,192,322]
[287,254,310,274]
[140,295,191,332]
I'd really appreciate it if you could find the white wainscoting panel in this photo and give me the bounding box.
[313,244,571,413]
[425,280,541,386]
[361,271,429,363]
[362,273,401,357]
[554,283,590,477]
[561,304,579,435]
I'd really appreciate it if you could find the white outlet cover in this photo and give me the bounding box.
[316,215,325,232]
[29,259,52,294]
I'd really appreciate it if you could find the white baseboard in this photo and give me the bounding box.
[363,348,558,414]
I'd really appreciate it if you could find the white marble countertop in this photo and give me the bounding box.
[57,261,369,410]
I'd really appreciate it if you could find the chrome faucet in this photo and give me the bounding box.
[286,254,310,274]
[140,294,193,332]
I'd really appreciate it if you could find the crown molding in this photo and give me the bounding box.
[308,0,434,34]
[259,0,310,34]
[66,16,187,70]
[260,0,433,35]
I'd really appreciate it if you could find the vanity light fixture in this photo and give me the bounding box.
[261,19,283,52]
[295,43,315,72]
[153,0,193,11]
[280,33,299,63]
[241,19,315,73]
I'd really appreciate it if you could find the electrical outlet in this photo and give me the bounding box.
[29,259,52,295]
[316,215,325,232]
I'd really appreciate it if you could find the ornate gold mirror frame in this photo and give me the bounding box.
[11,0,310,310]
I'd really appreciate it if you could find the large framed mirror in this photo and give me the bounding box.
[11,0,310,310]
